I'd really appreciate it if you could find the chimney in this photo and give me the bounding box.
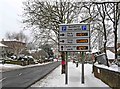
[2,39,4,41]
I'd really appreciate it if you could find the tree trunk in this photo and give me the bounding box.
[114,3,118,61]
[114,29,117,60]
[103,20,109,67]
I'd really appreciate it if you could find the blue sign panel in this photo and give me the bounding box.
[62,26,67,32]
[82,25,87,30]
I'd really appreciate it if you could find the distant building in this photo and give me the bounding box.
[0,43,8,58]
[1,39,26,56]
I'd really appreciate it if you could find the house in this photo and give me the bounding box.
[1,39,26,57]
[0,43,8,58]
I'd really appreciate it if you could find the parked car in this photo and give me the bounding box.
[37,59,44,63]
[10,55,17,60]
[53,58,58,62]
[49,57,54,61]
[18,56,36,65]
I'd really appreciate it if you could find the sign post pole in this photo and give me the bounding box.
[81,52,84,84]
[65,52,68,84]
[59,23,90,84]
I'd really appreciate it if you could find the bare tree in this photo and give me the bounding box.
[79,2,119,67]
[22,0,119,68]
[104,2,120,60]
[22,0,85,74]
[91,2,120,66]
[5,31,28,43]
[22,0,83,46]
[79,2,115,52]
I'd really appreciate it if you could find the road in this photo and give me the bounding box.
[1,62,60,89]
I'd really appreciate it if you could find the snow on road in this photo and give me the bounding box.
[0,62,53,72]
[31,62,110,87]
[0,64,22,72]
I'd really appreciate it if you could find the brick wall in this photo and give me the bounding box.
[93,65,120,89]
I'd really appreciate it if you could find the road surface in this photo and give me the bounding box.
[1,62,60,89]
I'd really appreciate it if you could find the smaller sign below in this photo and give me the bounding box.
[59,38,89,45]
[76,46,88,50]
[59,31,89,38]
[59,45,90,52]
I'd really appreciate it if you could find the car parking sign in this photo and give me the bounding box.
[82,25,87,30]
[59,23,90,52]
[62,26,67,32]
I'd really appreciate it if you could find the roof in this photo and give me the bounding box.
[0,43,8,47]
[1,39,26,44]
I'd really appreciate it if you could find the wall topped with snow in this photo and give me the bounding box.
[93,65,120,88]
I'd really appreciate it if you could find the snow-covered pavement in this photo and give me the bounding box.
[31,62,111,88]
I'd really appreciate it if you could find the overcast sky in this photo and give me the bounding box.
[0,0,118,44]
[0,0,31,40]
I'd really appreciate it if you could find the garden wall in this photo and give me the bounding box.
[93,65,120,89]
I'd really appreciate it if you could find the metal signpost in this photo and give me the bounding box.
[59,23,90,84]
[65,52,68,84]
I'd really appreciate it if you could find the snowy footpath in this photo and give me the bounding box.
[31,62,111,88]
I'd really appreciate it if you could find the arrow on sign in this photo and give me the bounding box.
[60,40,65,43]
[60,34,65,36]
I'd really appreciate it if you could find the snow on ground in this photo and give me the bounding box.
[31,62,110,87]
[0,62,53,72]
